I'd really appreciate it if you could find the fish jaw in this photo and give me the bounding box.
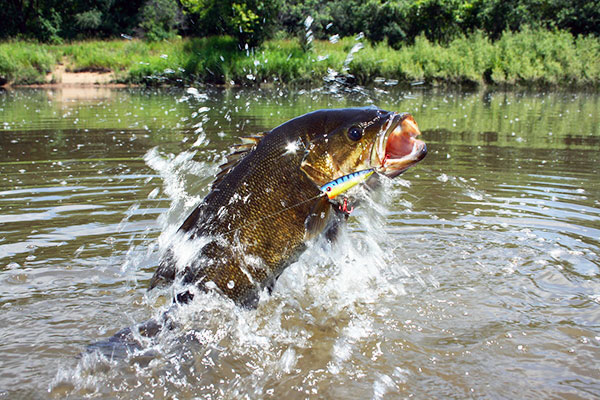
[372,113,427,178]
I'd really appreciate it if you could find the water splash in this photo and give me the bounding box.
[50,159,422,398]
[302,16,314,52]
[321,32,368,98]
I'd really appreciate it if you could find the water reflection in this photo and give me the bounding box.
[0,87,598,399]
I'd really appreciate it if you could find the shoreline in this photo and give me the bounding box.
[3,75,599,92]
[1,31,599,90]
[2,64,133,88]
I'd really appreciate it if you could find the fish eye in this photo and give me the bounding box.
[347,127,362,141]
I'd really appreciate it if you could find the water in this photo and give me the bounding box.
[1,86,599,399]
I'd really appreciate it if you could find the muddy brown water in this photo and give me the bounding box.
[0,86,599,399]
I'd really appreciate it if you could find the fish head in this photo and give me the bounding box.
[300,108,427,186]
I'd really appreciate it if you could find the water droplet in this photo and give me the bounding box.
[437,174,449,182]
[205,281,217,290]
[148,188,159,199]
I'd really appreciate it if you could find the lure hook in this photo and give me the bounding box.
[339,197,353,215]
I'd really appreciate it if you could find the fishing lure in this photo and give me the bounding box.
[320,169,375,200]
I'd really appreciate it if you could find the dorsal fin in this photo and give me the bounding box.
[210,132,268,189]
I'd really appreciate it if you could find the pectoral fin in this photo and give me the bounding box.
[304,195,332,240]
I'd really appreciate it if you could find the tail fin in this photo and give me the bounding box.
[86,311,175,359]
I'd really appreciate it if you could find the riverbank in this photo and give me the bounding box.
[1,29,599,88]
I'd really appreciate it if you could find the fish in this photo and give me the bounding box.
[87,108,427,355]
[149,107,427,308]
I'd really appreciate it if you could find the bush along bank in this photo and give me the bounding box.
[1,29,599,88]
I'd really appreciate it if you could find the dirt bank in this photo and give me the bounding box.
[2,64,132,88]
[46,64,115,85]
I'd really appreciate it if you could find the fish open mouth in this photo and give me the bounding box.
[372,112,427,178]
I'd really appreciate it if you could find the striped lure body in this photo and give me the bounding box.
[320,169,375,199]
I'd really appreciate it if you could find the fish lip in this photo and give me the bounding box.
[372,112,427,178]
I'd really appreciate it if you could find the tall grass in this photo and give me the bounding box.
[1,29,598,87]
[0,41,58,84]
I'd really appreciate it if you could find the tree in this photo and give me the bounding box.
[180,0,281,46]
[0,0,146,41]
[138,0,182,41]
[550,0,600,36]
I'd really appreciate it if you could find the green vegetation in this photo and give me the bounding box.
[180,0,280,47]
[1,0,598,88]
[2,0,599,46]
[1,29,599,87]
[0,42,59,84]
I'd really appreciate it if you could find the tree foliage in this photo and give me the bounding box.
[0,0,145,41]
[180,0,280,46]
[0,0,598,45]
[278,0,600,47]
[138,0,182,41]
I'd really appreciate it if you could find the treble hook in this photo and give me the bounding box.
[339,197,353,215]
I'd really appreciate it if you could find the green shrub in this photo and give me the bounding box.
[74,9,103,35]
[32,8,63,44]
[138,0,181,41]
[180,0,280,47]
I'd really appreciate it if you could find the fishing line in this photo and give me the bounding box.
[222,192,328,237]
[225,168,378,235]
[222,164,426,237]
[213,142,360,236]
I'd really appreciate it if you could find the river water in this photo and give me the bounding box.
[0,86,599,399]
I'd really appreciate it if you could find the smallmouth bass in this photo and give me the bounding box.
[150,107,427,307]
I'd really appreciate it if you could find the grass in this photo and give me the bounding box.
[1,29,599,87]
[0,41,59,84]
